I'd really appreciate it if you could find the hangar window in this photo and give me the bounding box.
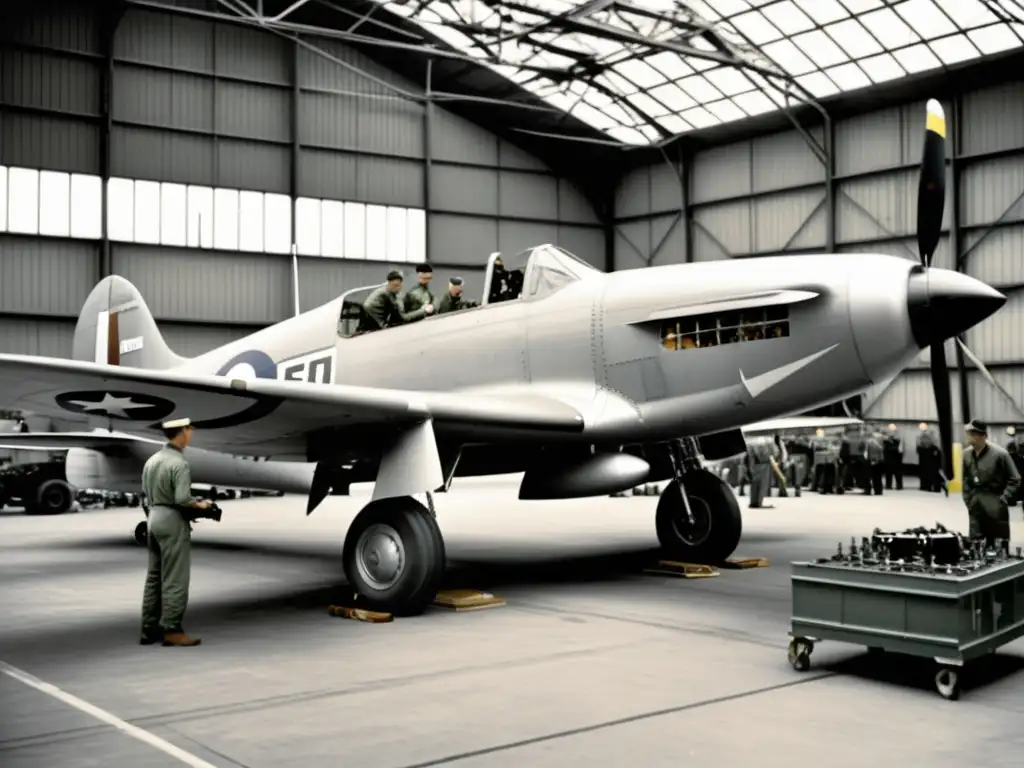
[8,167,39,235]
[321,200,344,258]
[661,305,790,352]
[38,171,70,238]
[70,174,101,239]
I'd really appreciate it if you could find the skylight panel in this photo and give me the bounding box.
[603,101,639,126]
[937,0,998,28]
[702,66,756,96]
[795,71,840,98]
[582,87,613,107]
[657,114,692,135]
[930,34,981,65]
[647,82,697,112]
[540,89,579,113]
[859,8,920,48]
[607,125,649,145]
[628,91,671,117]
[824,62,871,90]
[732,89,778,115]
[824,19,883,59]
[572,102,619,130]
[760,38,817,75]
[687,1,723,21]
[704,0,749,17]
[636,124,663,143]
[645,51,694,80]
[793,0,848,25]
[614,58,667,89]
[968,24,1024,54]
[895,0,957,39]
[791,29,850,68]
[595,71,638,96]
[706,99,748,122]
[892,43,942,74]
[839,0,884,11]
[680,106,719,129]
[858,52,906,82]
[730,11,784,45]
[678,74,724,104]
[761,1,816,35]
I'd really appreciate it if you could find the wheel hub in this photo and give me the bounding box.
[355,523,406,590]
[673,491,713,546]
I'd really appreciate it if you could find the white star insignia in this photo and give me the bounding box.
[68,393,151,420]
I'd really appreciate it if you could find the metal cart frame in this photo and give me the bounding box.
[787,557,1024,700]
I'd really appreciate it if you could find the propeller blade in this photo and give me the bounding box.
[917,99,947,267]
[956,338,1024,420]
[930,340,954,484]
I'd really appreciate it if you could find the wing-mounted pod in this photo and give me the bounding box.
[518,447,650,500]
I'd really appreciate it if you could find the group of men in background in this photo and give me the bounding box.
[721,421,998,509]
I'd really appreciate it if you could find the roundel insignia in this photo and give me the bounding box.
[55,390,177,422]
[216,350,278,380]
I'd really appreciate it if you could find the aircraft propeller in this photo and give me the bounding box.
[915,98,956,485]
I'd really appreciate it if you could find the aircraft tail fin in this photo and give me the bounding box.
[72,275,188,370]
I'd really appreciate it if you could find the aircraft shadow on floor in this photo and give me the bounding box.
[821,649,1024,697]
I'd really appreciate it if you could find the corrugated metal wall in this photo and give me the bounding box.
[615,81,1024,431]
[0,1,602,358]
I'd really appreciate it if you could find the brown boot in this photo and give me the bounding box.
[162,631,201,647]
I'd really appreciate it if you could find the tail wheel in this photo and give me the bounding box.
[27,480,74,516]
[342,497,444,616]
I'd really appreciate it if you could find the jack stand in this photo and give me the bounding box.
[668,440,696,527]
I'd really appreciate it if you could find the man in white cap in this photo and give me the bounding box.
[139,417,213,647]
[962,418,1021,545]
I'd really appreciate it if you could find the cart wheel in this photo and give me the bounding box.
[787,639,813,672]
[134,521,148,547]
[935,667,961,701]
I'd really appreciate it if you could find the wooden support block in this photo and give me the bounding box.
[328,605,394,623]
[643,561,720,578]
[431,589,506,611]
[723,557,770,569]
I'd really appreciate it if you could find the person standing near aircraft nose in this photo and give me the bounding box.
[361,270,434,331]
[962,419,1020,545]
[403,263,435,318]
[746,437,777,509]
[140,418,212,647]
[883,423,904,490]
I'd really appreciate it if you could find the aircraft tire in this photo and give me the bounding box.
[343,497,443,616]
[655,469,742,564]
[26,480,74,516]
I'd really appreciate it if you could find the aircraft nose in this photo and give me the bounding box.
[907,268,1006,348]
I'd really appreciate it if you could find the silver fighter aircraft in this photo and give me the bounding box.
[0,100,1006,615]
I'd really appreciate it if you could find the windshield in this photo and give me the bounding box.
[522,244,599,301]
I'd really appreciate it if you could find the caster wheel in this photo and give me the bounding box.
[935,667,961,701]
[787,639,813,672]
[134,521,148,546]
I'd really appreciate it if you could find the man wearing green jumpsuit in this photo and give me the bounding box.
[360,270,434,332]
[962,419,1021,544]
[140,417,213,647]
[437,276,479,314]
[746,437,779,509]
[402,263,435,317]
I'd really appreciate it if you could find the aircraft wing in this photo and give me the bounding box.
[741,415,862,434]
[0,354,585,454]
[0,431,161,451]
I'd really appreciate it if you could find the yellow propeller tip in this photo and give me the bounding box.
[926,99,946,138]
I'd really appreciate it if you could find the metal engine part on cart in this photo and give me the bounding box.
[819,524,1019,576]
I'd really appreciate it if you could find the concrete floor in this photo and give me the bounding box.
[3,476,1024,768]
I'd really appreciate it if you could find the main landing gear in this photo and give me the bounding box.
[656,439,743,564]
[342,495,446,616]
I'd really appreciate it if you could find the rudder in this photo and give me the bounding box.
[72,275,187,370]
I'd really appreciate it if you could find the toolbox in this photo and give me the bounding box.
[787,525,1024,700]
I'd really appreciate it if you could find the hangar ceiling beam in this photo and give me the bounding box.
[950,94,971,425]
[99,4,124,280]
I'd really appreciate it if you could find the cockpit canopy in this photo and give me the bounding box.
[338,243,601,337]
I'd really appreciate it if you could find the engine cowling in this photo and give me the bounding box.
[65,448,143,492]
[519,451,650,500]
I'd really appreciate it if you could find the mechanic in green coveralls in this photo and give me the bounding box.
[962,419,1021,544]
[139,417,213,647]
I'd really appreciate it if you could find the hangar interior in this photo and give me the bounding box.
[1,0,1024,452]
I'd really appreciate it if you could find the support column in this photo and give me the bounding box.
[99,8,122,279]
[681,145,692,263]
[951,95,971,424]
[423,59,433,260]
[824,115,835,253]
